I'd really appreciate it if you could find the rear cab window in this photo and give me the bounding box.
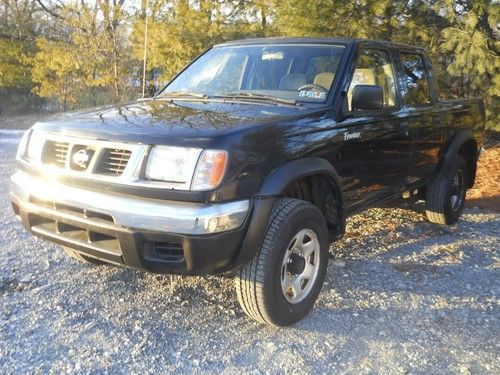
[400,53,432,106]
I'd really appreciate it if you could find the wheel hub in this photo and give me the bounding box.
[280,228,321,304]
[287,253,306,274]
[449,170,464,211]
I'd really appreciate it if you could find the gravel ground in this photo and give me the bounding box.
[1,131,499,374]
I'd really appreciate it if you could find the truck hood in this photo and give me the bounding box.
[32,99,310,148]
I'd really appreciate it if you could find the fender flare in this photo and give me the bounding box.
[256,157,343,198]
[439,130,477,178]
[234,158,344,267]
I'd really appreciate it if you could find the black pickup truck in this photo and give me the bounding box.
[10,38,485,325]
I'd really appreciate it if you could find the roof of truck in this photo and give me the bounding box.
[215,37,425,52]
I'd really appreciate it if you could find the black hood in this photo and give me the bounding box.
[32,99,311,148]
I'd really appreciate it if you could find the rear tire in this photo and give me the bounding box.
[235,198,329,326]
[425,155,467,225]
[62,246,106,265]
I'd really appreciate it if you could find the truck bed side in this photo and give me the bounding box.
[441,98,486,150]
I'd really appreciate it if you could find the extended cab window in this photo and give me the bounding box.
[348,48,397,111]
[400,53,432,106]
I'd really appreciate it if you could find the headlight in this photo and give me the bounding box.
[145,146,228,191]
[191,149,228,191]
[16,130,31,160]
[145,146,202,183]
[25,130,46,161]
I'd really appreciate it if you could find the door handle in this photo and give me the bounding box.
[399,121,410,137]
[432,116,441,124]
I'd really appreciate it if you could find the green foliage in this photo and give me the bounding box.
[28,0,134,110]
[273,0,390,38]
[130,0,269,84]
[31,38,83,109]
[438,0,499,129]
[0,39,30,88]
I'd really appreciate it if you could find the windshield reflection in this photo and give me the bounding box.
[159,44,345,104]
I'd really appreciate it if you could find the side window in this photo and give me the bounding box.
[400,53,432,106]
[348,48,397,111]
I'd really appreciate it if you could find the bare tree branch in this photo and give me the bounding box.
[35,0,63,19]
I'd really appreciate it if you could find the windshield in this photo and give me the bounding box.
[160,44,345,104]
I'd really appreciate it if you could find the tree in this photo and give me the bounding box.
[31,38,84,110]
[0,39,30,88]
[131,0,270,90]
[0,0,50,112]
[439,0,499,129]
[31,0,134,109]
[273,0,395,38]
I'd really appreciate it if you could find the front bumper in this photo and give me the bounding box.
[10,170,251,274]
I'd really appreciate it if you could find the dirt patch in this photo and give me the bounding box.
[467,132,500,212]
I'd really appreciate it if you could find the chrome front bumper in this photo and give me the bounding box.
[10,170,249,235]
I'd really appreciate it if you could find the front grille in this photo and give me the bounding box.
[42,141,69,167]
[40,140,133,177]
[96,148,132,176]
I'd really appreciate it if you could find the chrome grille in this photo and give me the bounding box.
[22,133,173,188]
[42,141,69,167]
[41,138,133,177]
[97,149,132,176]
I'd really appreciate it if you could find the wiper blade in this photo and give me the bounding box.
[218,92,300,106]
[157,91,208,99]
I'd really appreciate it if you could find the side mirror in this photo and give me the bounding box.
[351,85,383,111]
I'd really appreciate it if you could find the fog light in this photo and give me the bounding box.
[195,200,249,234]
[207,217,219,233]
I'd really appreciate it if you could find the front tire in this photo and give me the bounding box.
[425,155,467,225]
[235,198,329,326]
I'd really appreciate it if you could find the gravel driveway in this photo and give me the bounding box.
[1,131,499,374]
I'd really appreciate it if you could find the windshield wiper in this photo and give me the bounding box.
[157,91,208,99]
[218,92,300,106]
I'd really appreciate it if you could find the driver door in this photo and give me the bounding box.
[336,45,412,212]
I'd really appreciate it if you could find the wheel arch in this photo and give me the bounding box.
[258,158,342,195]
[439,130,478,188]
[234,158,345,268]
[260,158,344,233]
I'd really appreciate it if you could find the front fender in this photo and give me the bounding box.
[234,158,343,268]
[256,157,342,197]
